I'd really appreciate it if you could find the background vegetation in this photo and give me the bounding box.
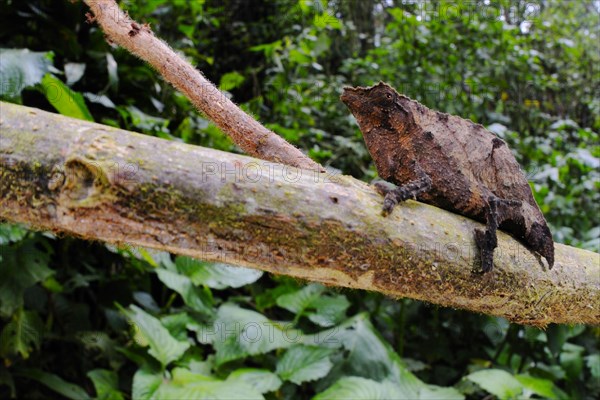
[1,0,598,398]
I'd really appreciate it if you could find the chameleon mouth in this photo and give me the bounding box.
[340,87,364,108]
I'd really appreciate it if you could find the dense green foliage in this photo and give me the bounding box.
[1,0,598,399]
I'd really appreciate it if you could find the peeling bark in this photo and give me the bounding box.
[1,102,599,326]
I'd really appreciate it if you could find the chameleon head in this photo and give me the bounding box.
[341,82,410,181]
[340,82,412,136]
[340,81,401,121]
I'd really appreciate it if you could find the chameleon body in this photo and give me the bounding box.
[341,82,554,272]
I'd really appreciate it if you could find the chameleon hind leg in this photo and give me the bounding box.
[475,196,522,272]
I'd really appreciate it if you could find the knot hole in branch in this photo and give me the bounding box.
[61,157,112,206]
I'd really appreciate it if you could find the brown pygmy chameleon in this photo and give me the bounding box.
[341,82,554,272]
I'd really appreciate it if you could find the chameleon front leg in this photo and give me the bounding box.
[475,196,522,272]
[373,163,432,216]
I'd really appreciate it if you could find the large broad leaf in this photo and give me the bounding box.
[15,369,91,400]
[226,369,282,394]
[153,368,264,400]
[466,369,523,400]
[306,314,412,383]
[40,74,93,121]
[155,269,214,315]
[132,368,162,400]
[586,354,600,378]
[0,240,54,317]
[160,312,197,342]
[86,369,124,400]
[133,291,161,313]
[121,305,190,367]
[176,256,263,289]
[313,377,410,400]
[306,294,350,327]
[306,314,463,399]
[515,374,563,400]
[276,284,349,327]
[315,376,463,400]
[192,303,298,366]
[276,345,334,384]
[277,283,324,314]
[0,309,44,359]
[0,48,53,99]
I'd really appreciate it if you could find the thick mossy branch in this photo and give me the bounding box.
[1,102,599,326]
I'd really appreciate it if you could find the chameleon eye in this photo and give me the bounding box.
[386,93,392,99]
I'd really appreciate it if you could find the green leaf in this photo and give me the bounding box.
[153,367,264,400]
[0,223,28,245]
[307,295,350,327]
[194,303,298,365]
[39,74,93,121]
[559,343,585,380]
[161,312,196,341]
[289,49,311,64]
[87,369,124,400]
[276,283,324,314]
[0,240,53,317]
[64,62,85,85]
[226,369,282,394]
[176,257,263,289]
[586,354,600,378]
[267,123,301,142]
[305,314,463,399]
[133,291,161,313]
[305,314,401,382]
[314,377,409,400]
[123,105,168,133]
[466,369,523,400]
[418,385,469,399]
[132,368,162,400]
[0,309,44,359]
[0,48,53,99]
[254,277,301,310]
[249,40,282,58]
[121,305,190,367]
[178,24,195,39]
[219,71,245,91]
[546,324,568,357]
[155,269,214,315]
[528,363,567,381]
[515,374,558,399]
[16,369,91,400]
[276,345,334,384]
[314,13,342,30]
[105,53,119,88]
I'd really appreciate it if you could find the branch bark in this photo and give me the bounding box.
[1,102,599,326]
[83,0,323,172]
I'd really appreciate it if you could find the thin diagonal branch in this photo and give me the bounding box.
[84,0,323,172]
